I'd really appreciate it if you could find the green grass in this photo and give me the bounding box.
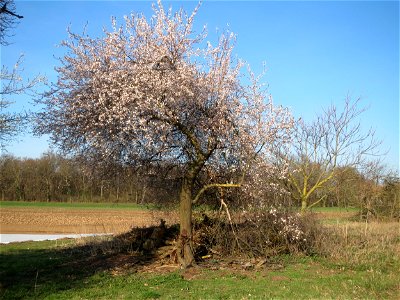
[308,206,361,224]
[0,200,157,210]
[309,206,360,213]
[1,238,399,299]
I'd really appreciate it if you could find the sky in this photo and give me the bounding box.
[1,0,399,172]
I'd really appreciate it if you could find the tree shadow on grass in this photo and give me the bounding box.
[0,220,179,299]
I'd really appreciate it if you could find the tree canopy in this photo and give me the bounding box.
[36,1,293,267]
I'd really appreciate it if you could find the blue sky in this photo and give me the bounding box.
[2,1,399,172]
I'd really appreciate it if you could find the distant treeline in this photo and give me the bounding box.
[1,152,399,219]
[0,152,180,204]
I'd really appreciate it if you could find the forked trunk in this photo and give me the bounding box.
[178,176,195,268]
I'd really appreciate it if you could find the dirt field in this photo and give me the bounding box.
[0,206,362,235]
[0,207,178,234]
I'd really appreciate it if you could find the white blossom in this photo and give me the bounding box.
[36,1,293,203]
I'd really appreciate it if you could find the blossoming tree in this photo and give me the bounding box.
[36,1,293,267]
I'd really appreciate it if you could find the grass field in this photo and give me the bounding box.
[1,237,399,299]
[309,206,360,214]
[1,205,399,299]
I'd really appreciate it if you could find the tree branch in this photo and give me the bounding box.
[193,182,241,204]
[1,3,23,19]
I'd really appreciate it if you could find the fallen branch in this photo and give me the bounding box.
[218,187,244,253]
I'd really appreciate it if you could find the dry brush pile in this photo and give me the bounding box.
[78,208,323,266]
[67,206,399,275]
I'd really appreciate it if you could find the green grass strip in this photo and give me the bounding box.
[0,200,156,210]
[1,239,399,299]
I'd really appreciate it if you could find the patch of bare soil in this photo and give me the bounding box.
[0,207,178,234]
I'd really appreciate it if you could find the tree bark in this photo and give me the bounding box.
[178,176,195,268]
[301,197,308,212]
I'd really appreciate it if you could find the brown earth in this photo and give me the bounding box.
[0,207,178,234]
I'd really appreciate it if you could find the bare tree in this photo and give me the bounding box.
[0,0,44,149]
[36,1,293,267]
[0,0,23,46]
[285,97,382,211]
[0,55,44,149]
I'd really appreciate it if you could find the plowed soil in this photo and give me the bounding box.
[0,207,178,234]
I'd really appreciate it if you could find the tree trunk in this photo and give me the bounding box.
[178,176,195,268]
[116,176,120,201]
[301,196,308,212]
[141,185,147,204]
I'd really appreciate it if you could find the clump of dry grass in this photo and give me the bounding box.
[316,220,400,271]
